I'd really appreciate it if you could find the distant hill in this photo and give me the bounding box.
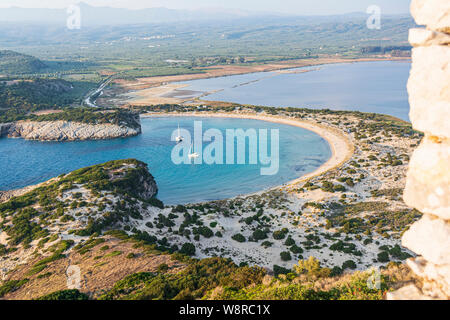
[0,50,47,75]
[0,3,412,26]
[0,3,272,26]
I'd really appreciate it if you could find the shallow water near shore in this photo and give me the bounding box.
[176,61,411,121]
[0,117,331,204]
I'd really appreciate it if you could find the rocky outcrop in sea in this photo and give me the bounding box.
[5,119,141,141]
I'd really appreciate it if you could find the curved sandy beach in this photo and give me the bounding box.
[0,112,354,203]
[142,112,355,193]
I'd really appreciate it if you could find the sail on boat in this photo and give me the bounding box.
[175,124,184,143]
[188,141,199,160]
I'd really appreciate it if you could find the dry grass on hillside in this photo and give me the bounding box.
[3,236,186,300]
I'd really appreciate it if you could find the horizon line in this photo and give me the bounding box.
[0,3,411,17]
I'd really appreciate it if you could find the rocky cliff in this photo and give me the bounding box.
[6,119,141,141]
[0,123,13,137]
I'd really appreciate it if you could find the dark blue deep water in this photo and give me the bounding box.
[0,117,331,204]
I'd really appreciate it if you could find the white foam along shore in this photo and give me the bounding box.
[141,112,354,192]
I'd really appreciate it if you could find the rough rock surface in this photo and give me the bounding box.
[403,137,450,220]
[391,1,450,299]
[386,284,433,300]
[0,123,13,137]
[409,28,450,46]
[407,257,449,298]
[402,214,450,266]
[7,120,141,141]
[108,162,159,200]
[407,45,450,138]
[411,0,450,33]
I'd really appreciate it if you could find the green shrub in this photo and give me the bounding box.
[290,245,303,254]
[284,236,295,246]
[173,205,188,213]
[252,229,268,241]
[193,226,214,238]
[261,241,273,248]
[342,260,357,270]
[331,266,343,277]
[280,251,292,261]
[377,251,390,262]
[232,234,246,243]
[273,265,291,277]
[37,289,89,300]
[180,243,196,256]
[104,251,122,258]
[157,263,169,273]
[0,279,29,297]
[273,229,288,240]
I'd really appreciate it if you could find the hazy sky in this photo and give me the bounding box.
[0,0,411,15]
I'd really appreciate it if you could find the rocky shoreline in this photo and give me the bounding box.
[0,123,13,137]
[0,119,141,141]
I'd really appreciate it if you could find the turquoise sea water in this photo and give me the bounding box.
[176,61,411,121]
[0,117,331,204]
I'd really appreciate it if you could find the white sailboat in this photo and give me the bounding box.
[188,141,199,160]
[175,124,183,143]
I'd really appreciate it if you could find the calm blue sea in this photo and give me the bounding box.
[0,117,331,204]
[177,61,411,121]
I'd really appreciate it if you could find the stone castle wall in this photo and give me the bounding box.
[387,0,449,300]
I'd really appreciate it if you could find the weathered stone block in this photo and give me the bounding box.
[409,28,450,46]
[411,0,450,32]
[403,137,450,220]
[386,284,432,300]
[408,45,450,138]
[407,257,449,297]
[402,215,450,265]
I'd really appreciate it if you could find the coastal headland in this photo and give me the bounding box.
[0,109,141,142]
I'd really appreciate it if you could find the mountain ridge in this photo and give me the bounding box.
[0,3,411,26]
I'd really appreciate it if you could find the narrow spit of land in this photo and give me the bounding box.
[106,56,409,106]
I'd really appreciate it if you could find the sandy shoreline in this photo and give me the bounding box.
[116,57,410,106]
[0,112,353,203]
[124,83,190,105]
[141,112,354,193]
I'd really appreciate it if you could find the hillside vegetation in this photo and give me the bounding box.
[28,108,142,130]
[0,16,414,77]
[0,105,424,300]
[0,152,419,300]
[0,78,95,122]
[0,50,47,75]
[97,256,415,301]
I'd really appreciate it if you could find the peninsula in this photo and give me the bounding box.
[0,108,141,142]
[0,105,423,300]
